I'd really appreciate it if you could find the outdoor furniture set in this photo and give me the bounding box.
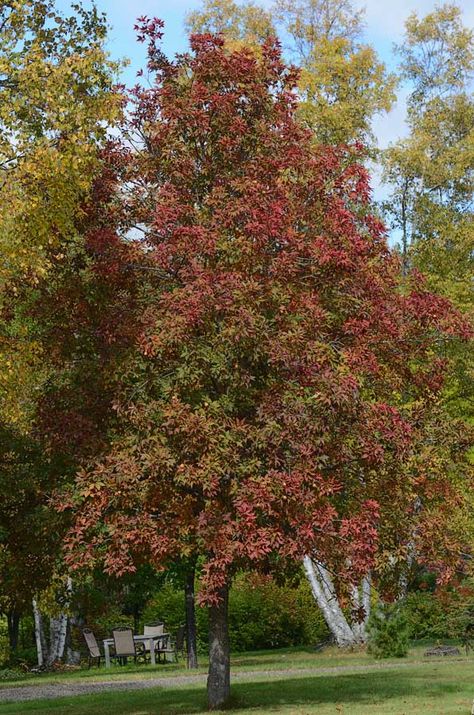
[83,622,185,668]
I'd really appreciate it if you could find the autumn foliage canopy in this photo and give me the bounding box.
[62,20,471,603]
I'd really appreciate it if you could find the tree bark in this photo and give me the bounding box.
[7,609,20,652]
[350,573,371,642]
[361,573,371,629]
[303,556,355,646]
[46,576,72,667]
[33,578,73,668]
[66,614,83,665]
[303,556,370,647]
[185,567,198,669]
[47,612,68,666]
[32,599,46,667]
[207,584,230,710]
[65,579,82,665]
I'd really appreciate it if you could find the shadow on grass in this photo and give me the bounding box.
[0,665,469,715]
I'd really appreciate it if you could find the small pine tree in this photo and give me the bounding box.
[367,602,410,658]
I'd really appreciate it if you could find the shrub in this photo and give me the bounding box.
[0,616,36,668]
[402,583,474,642]
[404,591,449,640]
[442,584,474,640]
[142,572,328,654]
[7,645,37,668]
[0,618,9,666]
[367,602,410,658]
[228,572,327,651]
[0,668,27,681]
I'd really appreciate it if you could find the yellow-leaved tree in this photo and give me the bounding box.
[0,0,121,427]
[383,3,473,419]
[187,0,397,147]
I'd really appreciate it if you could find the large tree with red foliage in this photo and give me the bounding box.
[62,21,470,709]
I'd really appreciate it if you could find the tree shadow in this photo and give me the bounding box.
[229,669,461,710]
[160,668,466,714]
[2,665,470,715]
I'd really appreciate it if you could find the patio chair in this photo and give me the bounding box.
[142,621,164,653]
[157,625,185,663]
[111,626,144,666]
[175,625,186,661]
[83,628,102,669]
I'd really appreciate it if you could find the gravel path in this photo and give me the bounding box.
[0,658,464,704]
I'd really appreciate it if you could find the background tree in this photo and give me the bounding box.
[186,0,274,52]
[383,3,473,418]
[187,0,397,147]
[0,0,121,428]
[60,22,470,709]
[0,427,66,657]
[275,0,397,145]
[0,0,125,667]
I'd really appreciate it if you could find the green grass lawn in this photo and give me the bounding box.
[0,641,457,690]
[0,644,473,714]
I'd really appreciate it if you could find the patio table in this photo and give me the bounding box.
[102,633,170,668]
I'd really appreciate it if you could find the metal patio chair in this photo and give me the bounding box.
[83,628,102,668]
[157,624,185,663]
[111,626,143,665]
[142,621,164,655]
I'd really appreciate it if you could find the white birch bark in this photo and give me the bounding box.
[350,573,371,643]
[350,582,363,642]
[32,599,45,667]
[33,577,72,668]
[66,592,83,667]
[303,556,371,647]
[64,577,81,664]
[362,573,371,627]
[46,576,72,666]
[303,556,355,646]
[47,613,68,666]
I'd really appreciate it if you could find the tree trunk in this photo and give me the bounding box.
[33,578,73,668]
[46,576,72,667]
[185,567,198,669]
[361,573,371,629]
[7,610,20,652]
[303,556,370,647]
[66,614,83,666]
[351,581,363,642]
[207,584,230,710]
[133,607,140,636]
[32,599,47,667]
[65,579,82,665]
[350,573,371,642]
[47,613,68,666]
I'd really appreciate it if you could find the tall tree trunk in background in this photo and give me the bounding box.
[32,578,73,668]
[400,178,410,278]
[303,557,370,647]
[46,612,68,666]
[45,576,72,667]
[351,573,371,642]
[185,567,198,669]
[207,584,230,710]
[7,609,20,652]
[65,580,82,665]
[362,574,371,630]
[32,599,46,667]
[66,614,83,665]
[133,606,140,635]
